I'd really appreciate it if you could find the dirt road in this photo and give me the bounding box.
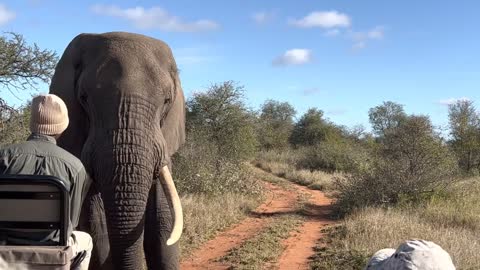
[180,169,334,269]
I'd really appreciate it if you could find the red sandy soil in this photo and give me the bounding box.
[275,185,334,269]
[180,177,334,270]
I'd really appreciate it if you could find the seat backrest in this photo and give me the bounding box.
[0,175,70,246]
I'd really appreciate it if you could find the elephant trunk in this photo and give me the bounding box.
[89,125,183,269]
[95,139,155,270]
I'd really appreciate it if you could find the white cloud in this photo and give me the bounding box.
[438,97,471,106]
[252,11,275,24]
[289,11,351,29]
[350,26,385,50]
[352,26,384,41]
[0,4,15,26]
[272,49,313,66]
[352,41,366,50]
[173,47,215,66]
[324,29,340,37]
[367,26,385,39]
[91,4,219,32]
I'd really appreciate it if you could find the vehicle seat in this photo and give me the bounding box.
[0,175,86,270]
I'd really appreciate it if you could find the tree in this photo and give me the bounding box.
[0,32,58,144]
[289,108,341,146]
[381,115,457,199]
[334,114,458,216]
[448,100,480,173]
[187,81,258,161]
[257,99,296,150]
[368,101,407,137]
[0,102,31,146]
[0,32,57,93]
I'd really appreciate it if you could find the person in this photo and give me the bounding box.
[365,239,456,270]
[0,94,93,270]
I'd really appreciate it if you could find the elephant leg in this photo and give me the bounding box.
[144,177,179,270]
[79,185,113,270]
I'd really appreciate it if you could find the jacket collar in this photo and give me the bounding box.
[27,133,57,144]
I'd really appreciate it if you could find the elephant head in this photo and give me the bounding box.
[49,32,185,270]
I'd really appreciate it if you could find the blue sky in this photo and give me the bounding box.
[1,0,479,132]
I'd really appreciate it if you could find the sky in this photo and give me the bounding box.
[1,0,479,132]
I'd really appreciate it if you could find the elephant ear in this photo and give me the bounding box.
[161,66,186,161]
[49,34,89,159]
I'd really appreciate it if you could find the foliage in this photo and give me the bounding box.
[289,108,342,146]
[256,99,296,150]
[296,138,373,174]
[187,81,258,161]
[0,32,57,118]
[0,102,31,146]
[0,32,58,91]
[448,99,480,174]
[368,101,407,138]
[334,114,458,216]
[173,121,261,196]
[0,32,57,146]
[173,81,261,196]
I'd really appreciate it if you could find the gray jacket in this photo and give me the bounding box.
[0,133,91,244]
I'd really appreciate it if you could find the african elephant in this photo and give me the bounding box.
[49,32,186,270]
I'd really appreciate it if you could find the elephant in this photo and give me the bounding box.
[49,32,186,270]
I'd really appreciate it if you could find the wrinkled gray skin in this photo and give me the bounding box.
[49,32,186,270]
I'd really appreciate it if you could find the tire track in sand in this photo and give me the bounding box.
[180,181,299,270]
[275,184,334,269]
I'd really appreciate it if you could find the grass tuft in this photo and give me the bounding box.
[220,214,303,269]
[252,160,342,192]
[310,202,480,269]
[180,192,264,257]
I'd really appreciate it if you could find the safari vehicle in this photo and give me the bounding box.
[0,175,87,270]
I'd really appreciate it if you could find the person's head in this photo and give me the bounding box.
[30,94,69,138]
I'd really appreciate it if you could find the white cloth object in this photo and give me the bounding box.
[68,231,93,270]
[365,239,456,270]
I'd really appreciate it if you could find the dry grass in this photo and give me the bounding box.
[311,177,480,270]
[344,208,479,268]
[253,159,342,191]
[248,163,294,190]
[256,148,305,165]
[415,177,480,232]
[179,192,264,257]
[220,214,303,269]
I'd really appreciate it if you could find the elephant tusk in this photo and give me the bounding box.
[161,165,184,246]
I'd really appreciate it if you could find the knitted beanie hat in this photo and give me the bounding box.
[30,94,69,135]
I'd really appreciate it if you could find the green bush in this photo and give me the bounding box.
[256,99,296,150]
[173,134,261,196]
[333,115,458,217]
[290,108,342,147]
[173,81,262,196]
[296,138,373,174]
[187,81,258,162]
[0,103,31,146]
[255,148,306,166]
